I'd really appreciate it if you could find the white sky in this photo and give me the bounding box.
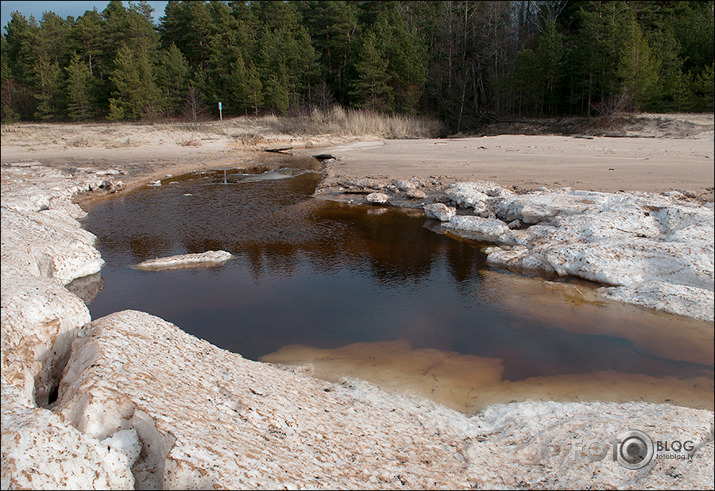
[2,1,168,33]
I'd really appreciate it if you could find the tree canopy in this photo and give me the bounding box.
[2,1,713,130]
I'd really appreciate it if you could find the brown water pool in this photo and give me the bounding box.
[78,159,714,414]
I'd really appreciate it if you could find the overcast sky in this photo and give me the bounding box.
[2,1,168,32]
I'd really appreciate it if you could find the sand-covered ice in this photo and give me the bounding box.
[134,251,233,271]
[1,114,713,488]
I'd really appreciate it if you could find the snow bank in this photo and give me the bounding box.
[440,183,714,321]
[1,163,712,489]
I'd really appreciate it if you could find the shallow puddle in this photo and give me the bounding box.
[79,157,714,414]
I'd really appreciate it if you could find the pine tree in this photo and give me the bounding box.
[228,54,248,115]
[70,9,104,77]
[257,24,317,112]
[33,52,62,120]
[162,1,213,71]
[109,44,160,119]
[689,62,714,111]
[617,13,660,111]
[299,1,358,105]
[648,25,685,112]
[1,35,21,122]
[573,2,632,114]
[157,43,189,116]
[64,52,95,120]
[4,12,38,90]
[245,60,263,116]
[35,12,70,68]
[375,8,429,113]
[350,29,392,111]
[106,97,124,121]
[535,21,564,115]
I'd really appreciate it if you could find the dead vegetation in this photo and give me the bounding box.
[1,112,711,156]
[271,106,447,138]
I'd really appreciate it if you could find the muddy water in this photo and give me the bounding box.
[79,158,713,414]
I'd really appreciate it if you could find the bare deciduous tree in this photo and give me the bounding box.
[182,86,211,126]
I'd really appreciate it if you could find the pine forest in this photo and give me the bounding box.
[1,1,713,132]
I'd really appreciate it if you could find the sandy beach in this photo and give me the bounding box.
[298,133,714,199]
[2,113,712,200]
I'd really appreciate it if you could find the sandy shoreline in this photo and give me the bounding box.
[297,134,714,200]
[2,113,713,202]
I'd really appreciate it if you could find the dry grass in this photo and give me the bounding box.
[1,108,445,149]
[207,106,447,140]
[273,106,447,138]
[235,132,265,146]
[70,136,96,147]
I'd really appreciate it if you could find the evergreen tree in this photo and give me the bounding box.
[1,35,21,122]
[64,52,96,120]
[573,2,632,114]
[257,24,317,112]
[299,1,358,105]
[535,21,564,115]
[101,0,160,116]
[173,1,216,71]
[36,12,71,68]
[2,0,713,122]
[204,1,246,109]
[228,54,249,115]
[689,62,714,112]
[30,12,75,120]
[374,8,429,113]
[672,1,714,76]
[245,60,263,116]
[33,51,63,120]
[70,9,104,77]
[3,12,40,119]
[617,13,660,111]
[157,43,190,116]
[103,0,157,55]
[252,1,301,32]
[350,29,392,111]
[226,53,263,116]
[109,44,160,119]
[648,25,686,112]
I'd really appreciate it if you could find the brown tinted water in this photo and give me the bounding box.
[79,158,713,414]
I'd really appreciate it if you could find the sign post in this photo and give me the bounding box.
[218,101,223,123]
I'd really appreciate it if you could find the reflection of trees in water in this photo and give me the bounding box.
[84,170,488,288]
[129,234,172,261]
[219,203,488,288]
[83,170,715,391]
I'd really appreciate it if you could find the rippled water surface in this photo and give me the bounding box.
[79,157,713,413]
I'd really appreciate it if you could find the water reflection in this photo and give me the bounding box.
[79,162,714,412]
[82,169,486,286]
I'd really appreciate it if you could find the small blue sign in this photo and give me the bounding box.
[218,102,222,111]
